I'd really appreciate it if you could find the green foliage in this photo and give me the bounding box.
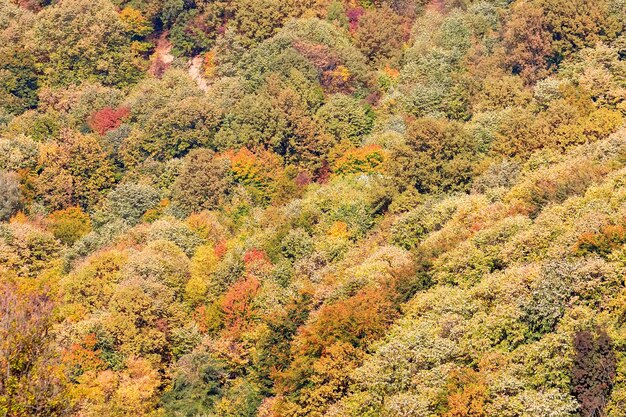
[4,1,626,416]
[107,182,161,225]
[123,95,221,162]
[388,118,480,193]
[47,207,92,245]
[541,0,623,61]
[520,261,577,339]
[391,197,459,250]
[34,0,144,88]
[315,94,374,145]
[171,149,233,214]
[0,171,21,221]
[281,228,314,261]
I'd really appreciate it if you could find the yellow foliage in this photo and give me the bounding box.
[186,244,219,305]
[119,6,152,37]
[9,211,28,224]
[71,357,161,417]
[204,50,217,78]
[329,65,351,82]
[327,221,349,238]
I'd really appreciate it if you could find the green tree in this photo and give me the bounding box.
[106,182,160,225]
[315,94,374,146]
[171,149,233,214]
[34,0,144,87]
[388,118,480,193]
[540,0,623,61]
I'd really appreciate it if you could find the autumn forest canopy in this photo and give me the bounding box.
[1,0,626,416]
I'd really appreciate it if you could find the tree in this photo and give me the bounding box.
[0,0,39,115]
[572,327,616,417]
[160,352,227,416]
[106,182,160,225]
[47,207,92,246]
[220,276,260,338]
[0,172,21,221]
[36,130,115,210]
[0,279,70,416]
[233,0,304,46]
[0,49,39,115]
[502,0,552,82]
[355,5,405,64]
[540,0,622,61]
[387,118,480,193]
[171,149,233,214]
[124,96,221,161]
[333,145,385,176]
[214,93,290,152]
[442,368,488,417]
[315,94,374,146]
[87,107,130,136]
[33,0,143,87]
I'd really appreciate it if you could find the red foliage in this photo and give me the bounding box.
[87,107,130,135]
[243,248,271,268]
[221,276,261,337]
[346,7,365,32]
[295,171,312,187]
[572,327,616,417]
[316,161,331,184]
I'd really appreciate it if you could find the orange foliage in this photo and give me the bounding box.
[203,50,217,78]
[333,144,385,176]
[215,239,228,258]
[63,333,105,377]
[383,65,400,79]
[295,286,398,358]
[221,276,261,338]
[224,148,283,191]
[574,221,626,257]
[244,248,271,268]
[443,368,488,417]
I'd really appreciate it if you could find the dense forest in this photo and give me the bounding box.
[1,0,626,416]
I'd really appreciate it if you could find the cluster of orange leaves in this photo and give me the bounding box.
[574,221,626,256]
[333,144,385,175]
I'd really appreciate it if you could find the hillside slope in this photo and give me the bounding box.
[1,0,626,416]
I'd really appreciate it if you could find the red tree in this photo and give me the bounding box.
[87,107,130,135]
